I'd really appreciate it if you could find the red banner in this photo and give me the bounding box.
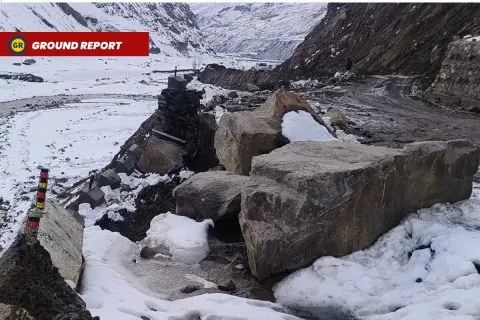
[0,32,150,57]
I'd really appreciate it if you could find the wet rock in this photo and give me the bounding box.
[218,280,236,292]
[325,108,348,130]
[98,169,121,190]
[140,246,157,259]
[181,285,201,294]
[228,91,239,99]
[173,171,249,221]
[241,139,479,281]
[137,136,185,175]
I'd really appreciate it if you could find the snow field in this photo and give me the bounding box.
[0,98,156,250]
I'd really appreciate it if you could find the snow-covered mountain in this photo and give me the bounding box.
[190,3,328,61]
[0,3,214,57]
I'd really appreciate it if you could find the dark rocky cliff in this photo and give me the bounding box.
[199,3,480,90]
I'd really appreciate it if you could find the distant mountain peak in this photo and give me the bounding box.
[0,2,214,57]
[190,2,327,61]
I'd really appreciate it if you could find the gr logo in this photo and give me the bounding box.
[8,35,27,56]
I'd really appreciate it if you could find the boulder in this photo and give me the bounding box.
[173,171,249,221]
[168,76,187,90]
[77,185,105,209]
[114,155,135,175]
[274,80,291,90]
[206,95,228,110]
[325,108,348,130]
[22,59,36,66]
[98,169,121,190]
[228,91,239,99]
[183,73,194,83]
[137,136,185,175]
[36,200,84,286]
[126,144,144,162]
[240,139,479,281]
[12,63,21,67]
[215,89,332,175]
[215,111,283,175]
[246,82,260,92]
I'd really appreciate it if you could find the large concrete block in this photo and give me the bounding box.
[126,144,144,162]
[98,169,121,190]
[137,136,185,175]
[240,139,480,280]
[78,185,105,209]
[114,155,135,175]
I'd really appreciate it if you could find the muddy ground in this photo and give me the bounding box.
[296,75,480,149]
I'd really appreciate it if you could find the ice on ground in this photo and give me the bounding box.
[275,184,480,320]
[82,226,302,320]
[0,98,155,252]
[282,110,337,142]
[142,212,214,264]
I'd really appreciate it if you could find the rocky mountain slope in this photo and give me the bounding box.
[0,3,214,57]
[190,3,327,61]
[199,3,480,90]
[281,3,480,85]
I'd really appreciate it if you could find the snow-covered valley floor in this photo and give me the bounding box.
[0,97,157,250]
[0,55,479,320]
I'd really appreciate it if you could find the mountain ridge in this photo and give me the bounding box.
[0,2,214,57]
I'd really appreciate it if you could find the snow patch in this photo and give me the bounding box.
[214,105,229,124]
[282,111,336,142]
[82,226,300,320]
[143,212,214,264]
[275,184,480,320]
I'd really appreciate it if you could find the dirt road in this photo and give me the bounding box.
[300,76,480,149]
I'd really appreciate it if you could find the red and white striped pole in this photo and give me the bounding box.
[24,168,49,246]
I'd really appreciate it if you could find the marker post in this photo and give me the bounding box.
[24,168,49,246]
